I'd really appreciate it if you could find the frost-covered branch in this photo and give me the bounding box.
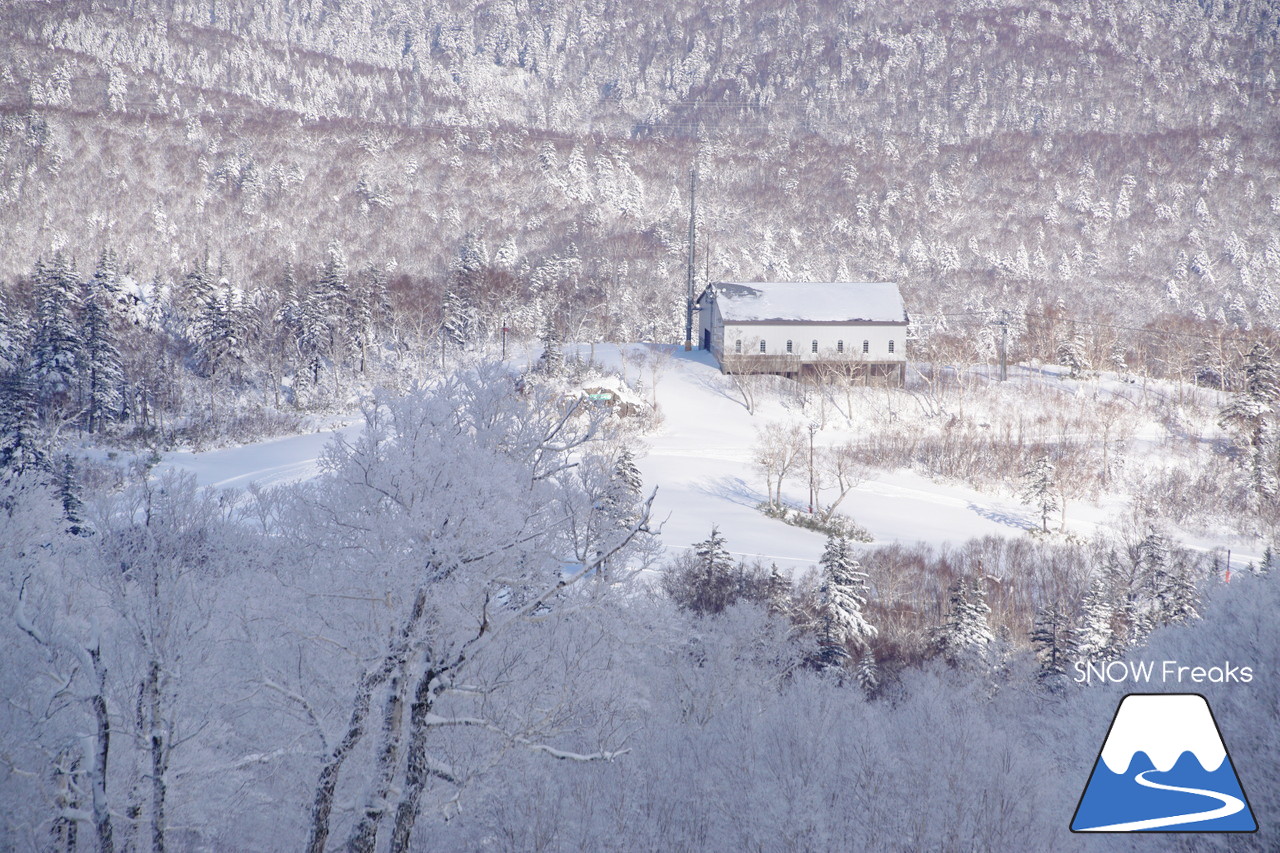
[261,679,330,754]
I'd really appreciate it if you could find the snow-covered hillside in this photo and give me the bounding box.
[630,346,1068,567]
[159,344,1265,572]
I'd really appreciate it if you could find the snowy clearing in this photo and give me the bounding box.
[152,344,1257,572]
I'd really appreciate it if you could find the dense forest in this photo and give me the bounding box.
[3,362,1277,851]
[1,0,1278,444]
[1,0,1278,341]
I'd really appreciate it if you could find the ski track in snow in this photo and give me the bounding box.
[1077,770,1245,832]
[157,423,363,490]
[207,459,321,489]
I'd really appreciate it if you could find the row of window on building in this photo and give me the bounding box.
[733,339,894,355]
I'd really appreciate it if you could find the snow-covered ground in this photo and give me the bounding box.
[156,343,1264,571]
[157,420,364,490]
[628,346,1044,569]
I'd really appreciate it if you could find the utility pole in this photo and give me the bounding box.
[704,231,712,302]
[808,422,819,514]
[684,159,698,352]
[997,313,1009,382]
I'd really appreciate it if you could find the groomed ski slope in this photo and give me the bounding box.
[159,344,1247,571]
[160,421,364,491]
[627,346,1103,569]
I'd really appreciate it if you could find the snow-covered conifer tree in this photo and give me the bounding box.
[1136,526,1172,620]
[314,241,350,373]
[81,251,125,433]
[443,234,485,348]
[441,285,471,350]
[1219,342,1279,503]
[191,272,245,383]
[53,453,85,535]
[761,564,792,617]
[1029,603,1070,689]
[602,447,643,528]
[1071,577,1118,665]
[565,145,593,202]
[814,535,876,669]
[932,576,994,668]
[1193,349,1225,389]
[0,369,46,477]
[494,236,518,269]
[184,256,244,387]
[678,525,740,615]
[0,288,20,373]
[181,255,216,325]
[1019,455,1059,532]
[31,252,82,418]
[297,275,330,389]
[855,649,879,696]
[1164,564,1200,624]
[537,322,564,375]
[1056,333,1089,377]
[348,264,388,373]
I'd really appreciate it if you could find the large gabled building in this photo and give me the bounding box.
[695,281,909,384]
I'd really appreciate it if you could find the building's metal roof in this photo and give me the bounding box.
[700,282,907,323]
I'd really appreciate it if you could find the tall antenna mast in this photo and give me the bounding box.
[998,311,1009,381]
[705,230,711,286]
[684,156,698,351]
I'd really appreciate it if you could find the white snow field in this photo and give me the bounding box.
[603,345,1261,567]
[622,345,1069,569]
[158,344,1166,571]
[158,420,364,490]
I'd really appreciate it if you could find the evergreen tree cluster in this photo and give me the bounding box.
[664,531,881,685]
[665,523,1214,691]
[1026,529,1206,687]
[931,576,995,669]
[663,526,791,618]
[2,250,128,450]
[0,246,396,455]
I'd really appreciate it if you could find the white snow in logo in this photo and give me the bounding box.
[1099,694,1227,774]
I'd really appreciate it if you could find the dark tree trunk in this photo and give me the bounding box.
[343,669,408,852]
[388,667,443,853]
[306,590,427,853]
[88,646,115,853]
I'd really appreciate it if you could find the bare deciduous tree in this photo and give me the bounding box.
[752,422,807,509]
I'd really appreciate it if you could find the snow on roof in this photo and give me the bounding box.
[580,375,645,405]
[703,282,907,324]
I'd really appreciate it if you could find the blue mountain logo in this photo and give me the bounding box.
[1072,693,1257,832]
